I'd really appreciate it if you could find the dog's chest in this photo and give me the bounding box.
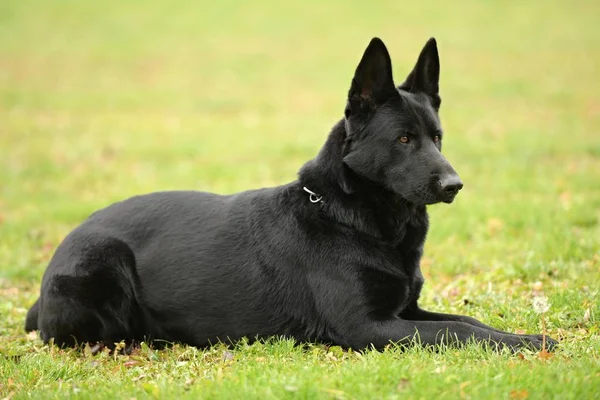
[360,248,424,318]
[361,218,427,317]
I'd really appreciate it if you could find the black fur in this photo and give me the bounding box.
[26,37,557,352]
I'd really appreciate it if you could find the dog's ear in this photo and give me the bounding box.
[347,38,396,113]
[398,37,441,109]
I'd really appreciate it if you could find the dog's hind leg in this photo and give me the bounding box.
[37,233,148,348]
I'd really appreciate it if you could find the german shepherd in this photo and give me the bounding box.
[25,37,557,352]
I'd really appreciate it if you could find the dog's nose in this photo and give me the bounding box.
[439,175,463,197]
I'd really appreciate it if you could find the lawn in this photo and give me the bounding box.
[1,0,599,398]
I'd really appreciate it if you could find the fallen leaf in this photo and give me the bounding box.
[114,341,126,355]
[123,360,138,368]
[538,349,553,361]
[396,378,410,391]
[510,389,529,399]
[84,343,93,357]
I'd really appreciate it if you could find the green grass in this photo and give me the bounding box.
[1,0,599,398]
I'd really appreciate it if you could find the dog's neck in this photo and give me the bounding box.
[298,119,426,244]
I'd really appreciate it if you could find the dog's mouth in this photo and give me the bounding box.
[406,191,460,206]
[440,191,460,204]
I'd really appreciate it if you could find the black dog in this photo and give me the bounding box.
[25,37,557,352]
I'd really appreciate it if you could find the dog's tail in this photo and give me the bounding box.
[25,298,40,331]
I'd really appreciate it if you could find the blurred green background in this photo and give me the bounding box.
[1,0,599,398]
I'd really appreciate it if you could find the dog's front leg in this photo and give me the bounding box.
[346,318,537,351]
[400,304,509,333]
[399,302,558,350]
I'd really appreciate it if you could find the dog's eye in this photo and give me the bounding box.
[399,136,410,144]
[433,135,441,143]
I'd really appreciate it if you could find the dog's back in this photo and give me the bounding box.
[28,187,327,347]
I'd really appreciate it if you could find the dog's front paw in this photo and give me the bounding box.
[501,333,558,352]
[525,334,559,351]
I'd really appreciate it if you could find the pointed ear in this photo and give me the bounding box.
[348,38,396,111]
[398,37,441,108]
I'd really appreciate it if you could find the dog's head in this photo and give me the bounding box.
[342,37,462,205]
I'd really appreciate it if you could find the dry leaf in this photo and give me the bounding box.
[123,360,138,368]
[538,349,553,361]
[83,343,93,357]
[396,378,410,391]
[510,389,529,399]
